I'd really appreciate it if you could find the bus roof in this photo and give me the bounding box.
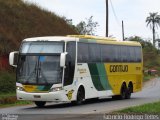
[67,35,117,41]
[23,35,141,46]
[68,35,141,46]
[23,36,77,42]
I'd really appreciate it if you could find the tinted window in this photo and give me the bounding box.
[20,42,64,54]
[113,45,121,62]
[66,42,76,64]
[78,43,89,63]
[101,44,114,62]
[120,46,127,62]
[88,43,101,62]
[128,46,135,62]
[64,42,76,86]
[77,43,141,63]
[135,47,142,62]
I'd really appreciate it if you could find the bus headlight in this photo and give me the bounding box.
[49,87,62,92]
[17,86,25,91]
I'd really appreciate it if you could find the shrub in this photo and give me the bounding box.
[0,96,17,104]
[0,71,16,93]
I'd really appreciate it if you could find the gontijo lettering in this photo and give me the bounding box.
[110,65,128,72]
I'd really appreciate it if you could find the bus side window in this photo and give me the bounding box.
[128,46,133,62]
[101,44,110,62]
[78,42,89,63]
[113,45,119,62]
[64,42,76,86]
[88,43,101,63]
[126,46,131,62]
[121,46,126,62]
[135,47,141,62]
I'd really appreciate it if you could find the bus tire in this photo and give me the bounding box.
[119,83,127,100]
[34,101,46,108]
[75,86,85,105]
[112,84,127,100]
[112,95,119,100]
[125,83,133,99]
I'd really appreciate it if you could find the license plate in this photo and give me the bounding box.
[34,95,41,98]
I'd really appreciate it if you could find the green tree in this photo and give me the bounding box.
[76,16,99,35]
[63,16,99,35]
[146,12,160,47]
[128,36,154,49]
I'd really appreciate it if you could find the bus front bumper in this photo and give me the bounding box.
[16,90,70,102]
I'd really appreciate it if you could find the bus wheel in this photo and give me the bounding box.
[34,101,46,108]
[119,84,127,100]
[112,95,119,100]
[125,83,133,99]
[76,87,85,105]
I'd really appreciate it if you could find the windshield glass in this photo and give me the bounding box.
[20,42,63,54]
[17,55,62,85]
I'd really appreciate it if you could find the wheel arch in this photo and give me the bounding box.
[72,84,85,104]
[77,85,85,96]
[121,81,127,91]
[121,81,127,88]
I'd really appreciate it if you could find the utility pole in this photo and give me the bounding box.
[106,0,108,37]
[122,20,125,41]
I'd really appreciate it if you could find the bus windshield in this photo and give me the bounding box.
[20,41,63,54]
[17,55,62,85]
[17,41,64,85]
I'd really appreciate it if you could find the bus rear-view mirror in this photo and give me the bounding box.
[60,52,67,67]
[9,51,19,67]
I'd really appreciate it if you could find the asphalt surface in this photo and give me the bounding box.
[0,78,160,120]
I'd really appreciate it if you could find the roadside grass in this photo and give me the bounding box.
[115,101,160,114]
[0,92,32,108]
[0,92,16,98]
[0,100,32,108]
[143,74,155,82]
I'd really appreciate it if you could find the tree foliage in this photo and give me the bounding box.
[128,36,160,70]
[146,12,160,47]
[63,16,99,35]
[128,36,154,50]
[76,16,99,35]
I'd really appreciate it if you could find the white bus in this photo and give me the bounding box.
[9,35,143,107]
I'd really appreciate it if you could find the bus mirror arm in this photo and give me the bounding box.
[60,52,68,67]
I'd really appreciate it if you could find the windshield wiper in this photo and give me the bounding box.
[25,59,38,83]
[38,62,48,84]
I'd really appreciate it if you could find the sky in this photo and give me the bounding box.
[23,0,160,40]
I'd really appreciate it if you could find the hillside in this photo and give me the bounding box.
[0,0,78,54]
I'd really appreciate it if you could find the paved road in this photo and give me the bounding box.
[0,78,160,120]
